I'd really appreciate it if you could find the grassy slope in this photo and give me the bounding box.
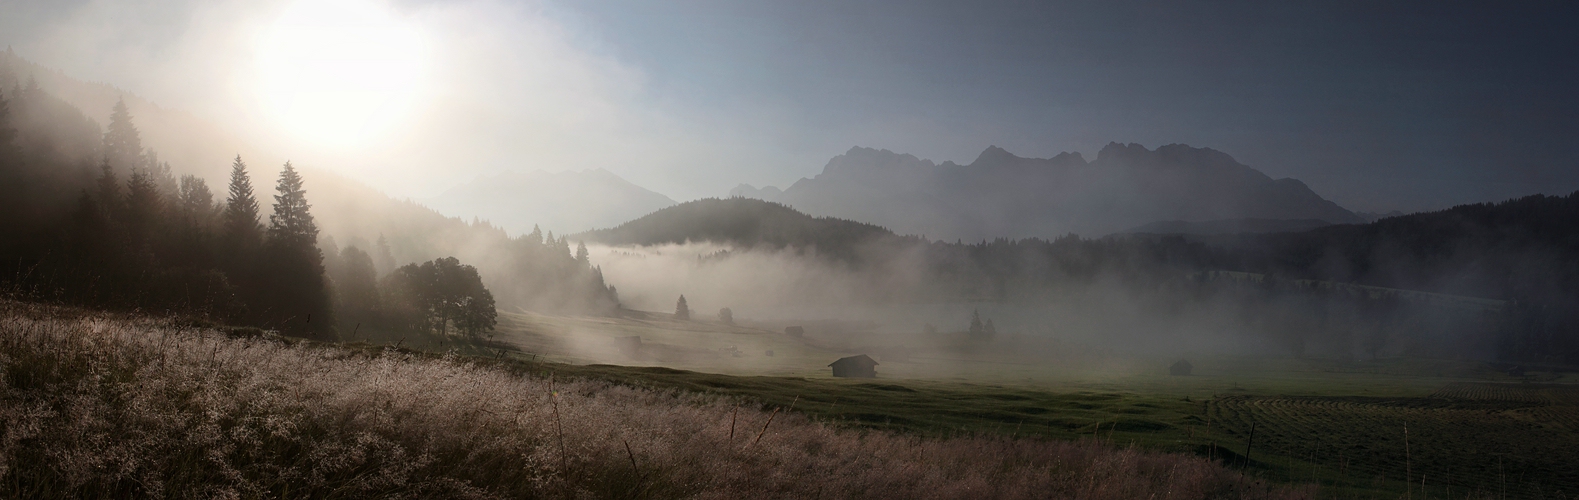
[467,309,1579,498]
[0,301,1306,499]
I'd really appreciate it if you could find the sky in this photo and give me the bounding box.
[1,0,1576,212]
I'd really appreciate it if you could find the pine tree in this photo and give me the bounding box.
[262,161,332,336]
[95,157,120,215]
[102,98,143,173]
[124,167,162,245]
[969,309,984,336]
[267,162,318,246]
[575,241,590,267]
[527,225,543,245]
[675,294,690,320]
[221,155,262,251]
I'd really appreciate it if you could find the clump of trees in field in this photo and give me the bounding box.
[382,257,497,337]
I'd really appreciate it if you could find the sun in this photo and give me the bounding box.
[256,0,428,147]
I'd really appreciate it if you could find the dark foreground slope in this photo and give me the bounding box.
[0,301,1307,499]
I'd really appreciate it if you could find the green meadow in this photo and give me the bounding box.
[396,309,1579,498]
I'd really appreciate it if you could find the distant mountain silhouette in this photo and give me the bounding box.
[731,143,1362,241]
[427,168,675,235]
[1124,218,1335,235]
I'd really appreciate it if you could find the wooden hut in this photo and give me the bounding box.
[829,354,878,378]
[1169,359,1194,376]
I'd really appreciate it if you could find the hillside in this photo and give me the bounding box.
[576,197,914,261]
[0,53,619,319]
[732,143,1362,241]
[426,168,675,236]
[1225,191,1579,301]
[1124,218,1336,235]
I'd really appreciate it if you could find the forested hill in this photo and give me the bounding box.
[1224,191,1579,301]
[575,197,918,260]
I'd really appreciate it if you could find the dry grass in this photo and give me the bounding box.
[0,301,1312,499]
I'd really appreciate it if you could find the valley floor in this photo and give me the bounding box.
[483,309,1579,498]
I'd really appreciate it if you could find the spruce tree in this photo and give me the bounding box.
[267,162,317,245]
[221,155,262,251]
[675,294,690,320]
[263,161,332,336]
[95,157,120,215]
[102,98,143,173]
[124,167,162,245]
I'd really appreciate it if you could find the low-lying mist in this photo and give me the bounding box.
[587,242,1348,363]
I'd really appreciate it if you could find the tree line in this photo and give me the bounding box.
[0,79,507,338]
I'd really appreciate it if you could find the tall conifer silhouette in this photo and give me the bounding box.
[267,162,318,246]
[262,161,332,336]
[221,155,262,251]
[101,98,143,173]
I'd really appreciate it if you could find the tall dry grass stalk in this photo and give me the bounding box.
[0,301,1314,499]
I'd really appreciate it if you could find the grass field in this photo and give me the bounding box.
[1,301,1309,499]
[427,308,1579,498]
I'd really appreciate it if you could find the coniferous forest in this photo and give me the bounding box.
[0,79,616,339]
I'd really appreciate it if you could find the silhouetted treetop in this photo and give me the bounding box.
[267,161,317,247]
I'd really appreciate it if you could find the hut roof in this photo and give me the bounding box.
[829,354,879,368]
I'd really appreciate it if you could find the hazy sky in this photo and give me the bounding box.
[2,0,1576,212]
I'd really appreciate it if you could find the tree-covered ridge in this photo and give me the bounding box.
[573,191,1579,363]
[1229,191,1579,300]
[577,197,917,262]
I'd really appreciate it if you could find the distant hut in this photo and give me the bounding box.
[785,326,805,337]
[829,355,879,378]
[1170,359,1194,376]
[1508,365,1526,377]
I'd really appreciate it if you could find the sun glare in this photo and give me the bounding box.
[256,0,427,147]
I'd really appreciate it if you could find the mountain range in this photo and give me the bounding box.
[732,143,1363,241]
[425,168,675,236]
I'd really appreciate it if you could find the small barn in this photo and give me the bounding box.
[785,326,805,337]
[1169,359,1194,376]
[829,355,878,378]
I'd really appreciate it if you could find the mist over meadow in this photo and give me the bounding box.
[1,0,1578,497]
